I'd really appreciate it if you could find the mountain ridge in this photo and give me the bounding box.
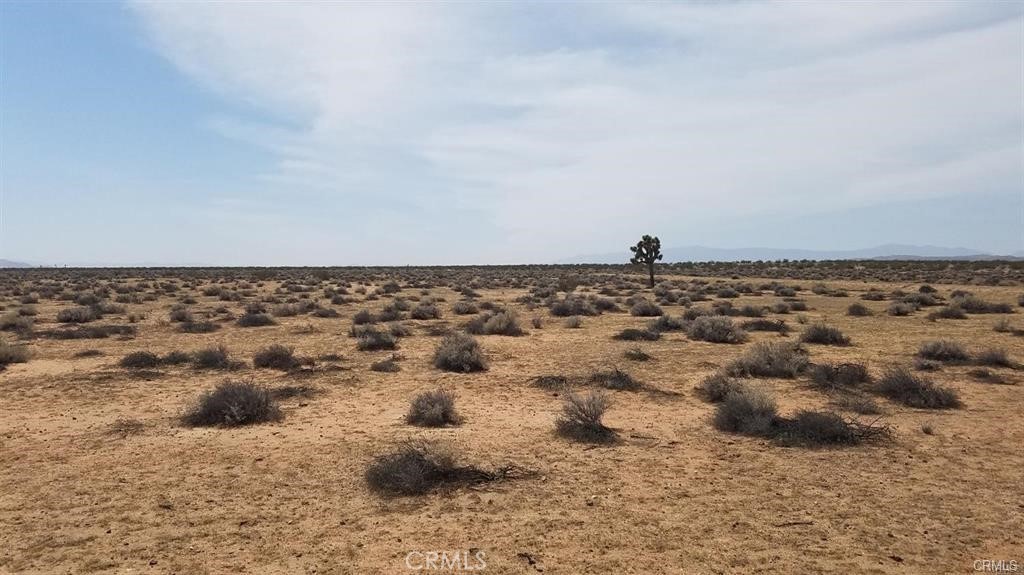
[561,244,1024,264]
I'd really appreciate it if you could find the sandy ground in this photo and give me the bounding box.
[1,275,1022,574]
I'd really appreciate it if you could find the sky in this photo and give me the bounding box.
[1,1,1022,265]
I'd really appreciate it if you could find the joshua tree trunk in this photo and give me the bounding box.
[647,262,655,288]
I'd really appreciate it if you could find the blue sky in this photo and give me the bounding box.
[1,2,1022,265]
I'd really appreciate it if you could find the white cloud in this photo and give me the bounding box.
[130,1,1023,262]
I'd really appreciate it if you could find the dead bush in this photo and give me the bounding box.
[433,333,487,372]
[556,391,616,443]
[182,381,281,427]
[407,389,462,427]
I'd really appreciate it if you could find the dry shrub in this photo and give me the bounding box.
[712,387,778,436]
[876,367,962,409]
[556,391,616,443]
[120,351,161,370]
[725,341,808,378]
[846,303,872,317]
[0,340,30,367]
[975,348,1014,368]
[917,340,969,362]
[192,345,241,370]
[630,300,663,317]
[182,381,282,427]
[237,312,275,327]
[356,327,398,351]
[589,368,641,391]
[433,333,487,372]
[407,389,462,427]
[365,441,523,496]
[466,311,524,336]
[697,372,745,402]
[800,323,851,346]
[687,316,748,344]
[810,363,870,390]
[253,344,300,370]
[57,306,97,324]
[614,328,660,341]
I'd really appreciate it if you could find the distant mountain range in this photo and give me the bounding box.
[561,244,1024,264]
[3,244,1022,267]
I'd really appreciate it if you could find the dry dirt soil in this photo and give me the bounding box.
[1,273,1022,574]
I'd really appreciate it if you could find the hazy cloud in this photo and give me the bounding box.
[130,2,1023,262]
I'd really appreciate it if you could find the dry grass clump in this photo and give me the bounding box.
[967,368,1012,385]
[410,302,442,320]
[588,368,641,391]
[181,320,220,333]
[927,306,967,321]
[57,306,97,324]
[834,395,883,415]
[120,351,162,370]
[365,441,524,496]
[452,301,478,315]
[875,367,962,409]
[810,363,870,390]
[952,294,1013,314]
[647,315,685,332]
[623,347,651,361]
[354,327,399,351]
[236,312,275,327]
[556,391,616,443]
[433,333,487,372]
[629,299,663,317]
[687,316,748,344]
[563,315,583,329]
[916,340,969,362]
[975,347,1015,368]
[777,411,889,446]
[549,296,598,317]
[182,381,282,427]
[465,311,524,336]
[0,339,31,368]
[371,356,401,372]
[713,387,778,436]
[406,389,462,427]
[887,302,917,316]
[192,345,242,370]
[613,328,660,341]
[532,375,568,390]
[697,372,746,402]
[739,318,789,334]
[800,323,851,346]
[725,341,808,378]
[846,303,873,317]
[253,345,300,370]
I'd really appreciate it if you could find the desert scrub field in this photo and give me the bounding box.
[1,264,1022,574]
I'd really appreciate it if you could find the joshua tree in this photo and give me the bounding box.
[630,235,663,288]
